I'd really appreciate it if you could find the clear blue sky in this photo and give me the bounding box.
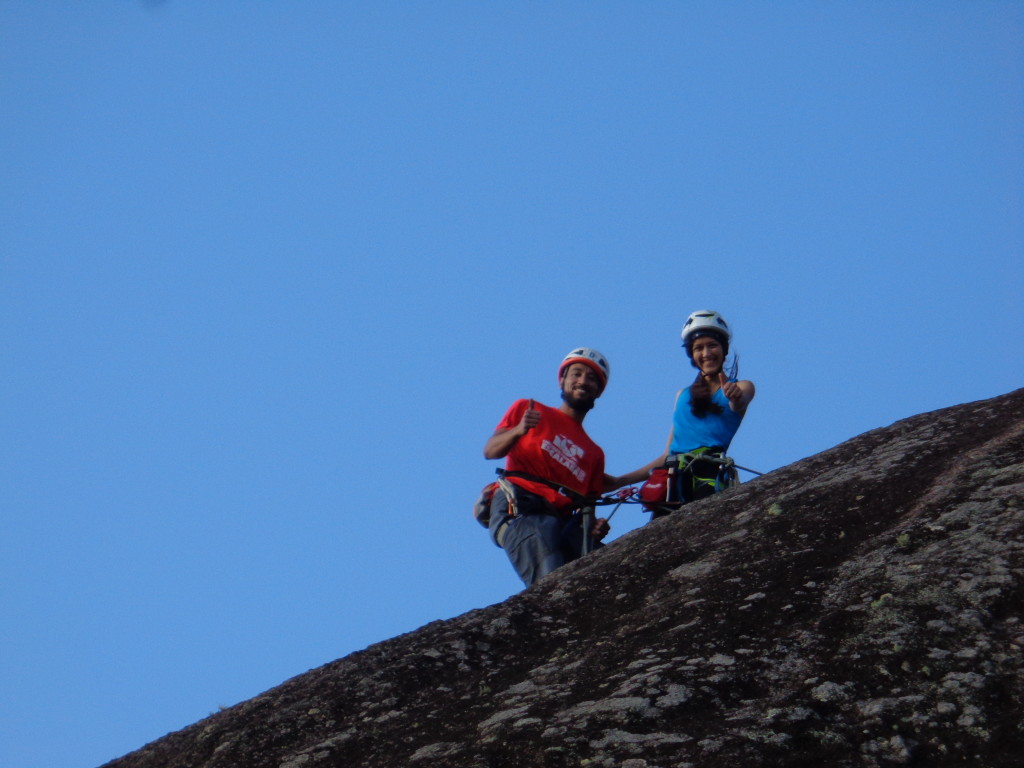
[2,3,1021,767]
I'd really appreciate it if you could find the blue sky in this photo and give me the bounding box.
[1,3,1021,767]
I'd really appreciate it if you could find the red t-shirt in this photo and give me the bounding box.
[496,399,605,512]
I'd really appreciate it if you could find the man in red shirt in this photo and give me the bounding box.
[484,347,617,586]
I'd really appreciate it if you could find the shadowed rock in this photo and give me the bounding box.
[102,389,1024,768]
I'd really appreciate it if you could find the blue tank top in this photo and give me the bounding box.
[669,384,745,454]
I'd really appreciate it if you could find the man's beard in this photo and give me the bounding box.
[561,388,596,412]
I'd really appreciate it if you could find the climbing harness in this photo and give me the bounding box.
[474,455,764,547]
[477,468,630,552]
[638,449,763,516]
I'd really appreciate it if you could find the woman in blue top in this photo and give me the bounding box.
[617,310,755,515]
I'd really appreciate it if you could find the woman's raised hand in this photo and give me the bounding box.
[719,373,744,404]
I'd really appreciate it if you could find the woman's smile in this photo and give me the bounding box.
[691,337,724,372]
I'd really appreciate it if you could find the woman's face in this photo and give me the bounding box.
[690,336,724,375]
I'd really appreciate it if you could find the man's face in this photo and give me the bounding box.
[560,362,602,411]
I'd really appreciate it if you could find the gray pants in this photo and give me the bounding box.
[489,486,598,587]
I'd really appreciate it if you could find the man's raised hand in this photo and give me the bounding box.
[519,398,541,434]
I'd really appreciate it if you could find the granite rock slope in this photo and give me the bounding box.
[103,389,1024,768]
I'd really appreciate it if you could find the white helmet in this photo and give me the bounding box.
[558,347,610,389]
[681,310,731,355]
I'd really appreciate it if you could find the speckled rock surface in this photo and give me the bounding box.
[102,389,1024,768]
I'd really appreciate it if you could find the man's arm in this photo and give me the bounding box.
[483,426,524,460]
[605,451,668,489]
[483,400,540,459]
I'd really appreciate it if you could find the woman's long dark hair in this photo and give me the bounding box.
[689,355,739,419]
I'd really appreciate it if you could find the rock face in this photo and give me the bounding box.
[103,390,1024,768]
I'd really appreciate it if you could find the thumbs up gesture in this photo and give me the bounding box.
[518,398,541,434]
[719,373,755,413]
[719,373,743,405]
